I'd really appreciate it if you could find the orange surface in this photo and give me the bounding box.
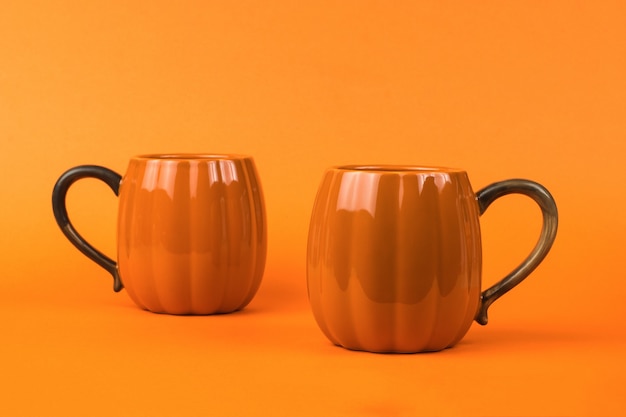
[1,1,625,415]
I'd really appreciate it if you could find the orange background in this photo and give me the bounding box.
[1,1,625,415]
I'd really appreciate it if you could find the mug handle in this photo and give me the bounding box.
[474,179,558,325]
[52,165,124,292]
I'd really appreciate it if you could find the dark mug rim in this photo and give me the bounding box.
[333,165,465,173]
[133,153,252,161]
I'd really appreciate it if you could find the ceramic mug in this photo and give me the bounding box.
[307,165,558,353]
[52,154,267,315]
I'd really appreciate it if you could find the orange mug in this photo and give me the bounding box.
[307,165,558,353]
[52,154,267,315]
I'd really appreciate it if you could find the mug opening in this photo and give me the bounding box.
[335,165,464,173]
[134,154,250,161]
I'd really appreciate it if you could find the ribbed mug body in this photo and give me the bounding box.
[307,166,482,352]
[117,155,266,314]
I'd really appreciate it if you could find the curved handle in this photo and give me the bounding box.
[474,179,558,325]
[52,165,124,292]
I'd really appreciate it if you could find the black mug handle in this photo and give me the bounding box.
[474,179,558,325]
[52,165,124,292]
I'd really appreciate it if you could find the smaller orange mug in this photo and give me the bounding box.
[52,154,267,315]
[307,165,558,353]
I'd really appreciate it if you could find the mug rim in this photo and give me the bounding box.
[333,165,465,173]
[133,153,252,161]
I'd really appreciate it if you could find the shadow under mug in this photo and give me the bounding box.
[307,165,558,353]
[52,154,267,315]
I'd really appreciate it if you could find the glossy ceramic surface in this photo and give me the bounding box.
[307,165,557,353]
[53,154,267,315]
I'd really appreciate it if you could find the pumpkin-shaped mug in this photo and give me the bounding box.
[52,154,267,315]
[307,165,557,352]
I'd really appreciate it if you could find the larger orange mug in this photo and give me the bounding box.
[52,154,267,315]
[307,165,558,353]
